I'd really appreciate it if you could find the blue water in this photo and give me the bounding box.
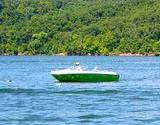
[0,56,160,125]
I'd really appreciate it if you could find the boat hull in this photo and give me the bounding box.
[52,73,119,82]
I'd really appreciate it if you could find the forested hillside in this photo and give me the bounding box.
[0,0,160,55]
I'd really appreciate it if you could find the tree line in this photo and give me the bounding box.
[0,0,160,55]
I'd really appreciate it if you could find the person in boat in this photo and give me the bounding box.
[74,62,82,70]
[94,66,99,71]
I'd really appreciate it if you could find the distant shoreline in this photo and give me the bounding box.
[109,53,160,57]
[1,53,160,56]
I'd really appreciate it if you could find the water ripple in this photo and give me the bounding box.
[78,114,106,120]
[0,88,120,95]
[54,89,120,95]
[0,88,45,94]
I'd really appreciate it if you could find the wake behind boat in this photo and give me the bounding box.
[51,62,119,82]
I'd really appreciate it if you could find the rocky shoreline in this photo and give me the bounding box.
[1,52,160,56]
[110,53,160,56]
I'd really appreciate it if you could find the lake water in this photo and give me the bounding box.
[0,56,160,125]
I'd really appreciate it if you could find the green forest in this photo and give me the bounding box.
[0,0,160,55]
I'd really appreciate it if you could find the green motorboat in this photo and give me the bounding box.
[51,63,119,82]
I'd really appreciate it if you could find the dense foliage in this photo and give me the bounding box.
[0,0,160,55]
